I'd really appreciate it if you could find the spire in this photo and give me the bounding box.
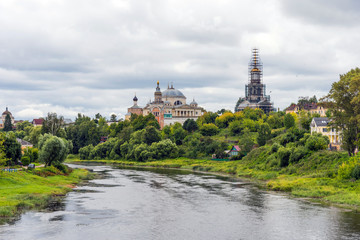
[156,81,161,92]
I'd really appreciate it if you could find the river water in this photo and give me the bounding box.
[1,164,360,240]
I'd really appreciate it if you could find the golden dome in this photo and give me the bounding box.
[251,68,260,72]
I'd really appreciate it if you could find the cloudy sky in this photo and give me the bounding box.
[0,0,359,120]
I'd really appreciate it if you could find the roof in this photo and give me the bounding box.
[162,88,186,99]
[64,119,73,124]
[190,99,198,105]
[16,138,33,146]
[32,118,44,125]
[312,117,329,127]
[231,145,241,152]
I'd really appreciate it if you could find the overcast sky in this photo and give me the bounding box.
[0,0,359,120]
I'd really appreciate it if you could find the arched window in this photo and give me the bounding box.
[174,100,183,106]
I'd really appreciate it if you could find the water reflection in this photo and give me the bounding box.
[0,164,360,240]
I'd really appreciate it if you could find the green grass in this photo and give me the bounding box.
[0,168,92,223]
[67,155,360,210]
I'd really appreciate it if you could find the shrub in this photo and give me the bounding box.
[278,147,291,167]
[21,156,31,165]
[289,146,308,164]
[305,134,329,151]
[200,123,219,136]
[338,157,360,180]
[79,145,94,160]
[271,143,281,153]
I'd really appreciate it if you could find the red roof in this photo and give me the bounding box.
[32,118,44,125]
[232,145,240,152]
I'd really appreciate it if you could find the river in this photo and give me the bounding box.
[1,164,360,240]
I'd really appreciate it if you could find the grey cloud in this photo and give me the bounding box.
[279,0,360,26]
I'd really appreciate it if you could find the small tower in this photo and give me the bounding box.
[133,94,138,106]
[154,81,163,103]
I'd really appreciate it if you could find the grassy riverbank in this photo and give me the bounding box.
[67,152,360,210]
[0,167,93,223]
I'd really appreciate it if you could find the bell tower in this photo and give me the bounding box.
[154,81,163,103]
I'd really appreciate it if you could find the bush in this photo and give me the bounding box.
[289,146,308,164]
[278,147,291,167]
[79,145,94,160]
[271,143,281,153]
[305,134,329,151]
[338,157,360,180]
[200,123,219,136]
[21,156,31,165]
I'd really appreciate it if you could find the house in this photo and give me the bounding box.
[310,117,342,150]
[285,103,327,117]
[16,138,33,150]
[228,145,241,157]
[32,118,44,127]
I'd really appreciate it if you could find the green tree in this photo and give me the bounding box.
[110,114,117,122]
[200,123,219,136]
[42,112,64,136]
[183,119,198,132]
[238,128,255,153]
[257,123,271,146]
[3,132,21,165]
[143,126,162,145]
[38,134,68,167]
[322,68,360,156]
[284,113,295,129]
[3,114,13,132]
[229,120,243,135]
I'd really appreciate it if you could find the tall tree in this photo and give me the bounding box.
[322,68,360,156]
[110,114,117,122]
[42,112,64,136]
[3,114,13,132]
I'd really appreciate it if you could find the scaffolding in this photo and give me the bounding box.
[248,48,263,84]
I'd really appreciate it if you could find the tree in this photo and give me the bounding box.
[42,112,64,136]
[183,119,198,132]
[200,123,219,136]
[3,114,13,131]
[257,123,271,146]
[215,112,235,128]
[110,114,117,122]
[238,128,255,153]
[284,113,295,129]
[322,68,360,156]
[3,132,22,165]
[143,126,161,145]
[38,134,68,167]
[229,120,243,136]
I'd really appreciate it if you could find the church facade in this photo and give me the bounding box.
[126,82,203,128]
[236,49,274,114]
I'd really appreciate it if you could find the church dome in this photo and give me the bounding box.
[162,88,186,99]
[2,107,11,116]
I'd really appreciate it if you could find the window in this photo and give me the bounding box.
[174,100,183,106]
[322,128,327,132]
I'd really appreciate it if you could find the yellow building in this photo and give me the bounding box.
[310,117,341,150]
[286,103,327,117]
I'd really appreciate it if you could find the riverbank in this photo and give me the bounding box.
[0,166,93,224]
[66,156,360,211]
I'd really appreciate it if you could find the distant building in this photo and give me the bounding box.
[236,49,274,114]
[126,82,204,128]
[310,117,342,150]
[16,138,33,150]
[1,107,15,126]
[228,145,241,157]
[32,118,44,127]
[286,103,327,117]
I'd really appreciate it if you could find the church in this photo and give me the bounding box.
[126,82,204,128]
[236,49,274,114]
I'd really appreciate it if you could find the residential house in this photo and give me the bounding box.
[286,103,327,117]
[32,118,44,127]
[228,145,241,157]
[310,117,342,150]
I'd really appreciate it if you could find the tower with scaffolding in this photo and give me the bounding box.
[236,48,274,114]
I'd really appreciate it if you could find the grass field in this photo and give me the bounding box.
[0,167,92,223]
